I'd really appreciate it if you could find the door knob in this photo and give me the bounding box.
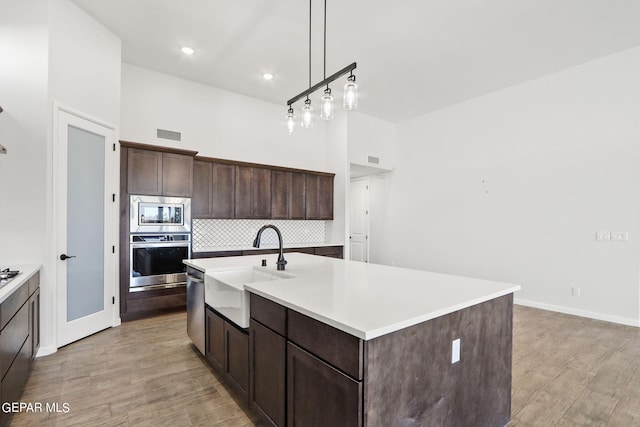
[60,254,76,261]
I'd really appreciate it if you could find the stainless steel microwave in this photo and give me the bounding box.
[130,195,191,233]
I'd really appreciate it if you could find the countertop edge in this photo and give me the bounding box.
[0,265,41,304]
[244,285,521,341]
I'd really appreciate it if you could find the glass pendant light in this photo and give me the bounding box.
[320,88,334,120]
[343,74,358,110]
[301,98,313,128]
[286,107,296,134]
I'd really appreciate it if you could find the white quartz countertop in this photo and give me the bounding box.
[193,242,343,253]
[184,253,520,340]
[0,265,41,304]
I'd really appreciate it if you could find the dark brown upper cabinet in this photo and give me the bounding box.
[162,152,193,197]
[305,174,334,220]
[193,160,235,218]
[235,166,271,219]
[271,170,306,219]
[270,170,290,220]
[211,163,236,218]
[290,173,307,219]
[125,145,194,197]
[127,148,162,195]
[191,155,333,220]
[271,171,307,220]
[192,160,212,217]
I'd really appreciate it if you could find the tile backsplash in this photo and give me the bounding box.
[192,219,325,251]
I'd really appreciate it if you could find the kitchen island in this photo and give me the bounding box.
[185,252,520,427]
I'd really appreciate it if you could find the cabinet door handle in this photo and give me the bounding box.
[59,254,76,261]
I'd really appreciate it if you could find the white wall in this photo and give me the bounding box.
[48,0,122,126]
[0,0,49,265]
[347,111,396,171]
[325,110,349,247]
[120,64,327,172]
[380,46,640,325]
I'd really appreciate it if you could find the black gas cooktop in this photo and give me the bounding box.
[0,268,20,287]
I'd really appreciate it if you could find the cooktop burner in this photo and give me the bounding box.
[0,268,20,287]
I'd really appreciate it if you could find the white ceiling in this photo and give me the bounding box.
[71,0,640,123]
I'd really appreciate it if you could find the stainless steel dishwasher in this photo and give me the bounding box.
[186,266,205,354]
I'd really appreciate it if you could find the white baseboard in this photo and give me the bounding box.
[515,298,639,327]
[36,345,57,358]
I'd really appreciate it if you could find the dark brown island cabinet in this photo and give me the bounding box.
[248,293,513,427]
[205,306,250,400]
[1,271,40,426]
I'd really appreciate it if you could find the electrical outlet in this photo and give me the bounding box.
[596,231,610,241]
[610,232,629,242]
[452,339,461,364]
[572,286,581,297]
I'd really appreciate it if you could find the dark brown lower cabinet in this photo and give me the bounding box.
[0,272,40,426]
[29,287,40,361]
[313,246,344,259]
[205,306,249,400]
[205,307,225,372]
[249,320,286,427]
[224,322,249,398]
[287,343,362,427]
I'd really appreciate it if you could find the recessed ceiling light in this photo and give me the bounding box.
[262,73,274,81]
[181,46,195,55]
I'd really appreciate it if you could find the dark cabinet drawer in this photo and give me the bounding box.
[287,342,362,427]
[0,302,29,379]
[287,309,363,380]
[1,284,28,330]
[250,293,287,336]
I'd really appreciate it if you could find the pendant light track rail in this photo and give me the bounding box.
[287,62,357,107]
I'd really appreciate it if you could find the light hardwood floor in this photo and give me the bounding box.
[510,306,640,426]
[9,305,640,426]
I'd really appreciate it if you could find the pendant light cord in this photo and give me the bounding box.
[323,0,327,82]
[308,0,312,92]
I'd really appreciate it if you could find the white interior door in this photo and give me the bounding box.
[55,108,117,347]
[350,178,369,262]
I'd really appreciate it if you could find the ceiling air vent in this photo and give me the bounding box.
[157,128,181,142]
[367,155,380,165]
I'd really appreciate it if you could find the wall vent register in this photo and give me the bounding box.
[156,128,182,142]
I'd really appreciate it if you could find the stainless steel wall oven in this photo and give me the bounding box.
[129,195,192,292]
